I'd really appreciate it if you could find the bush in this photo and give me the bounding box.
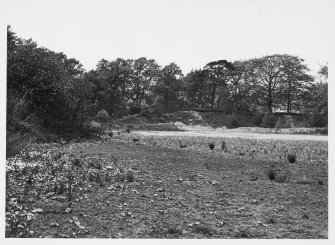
[93,109,111,123]
[287,154,296,163]
[221,140,226,151]
[267,169,276,181]
[230,114,238,128]
[253,113,263,126]
[6,93,40,158]
[261,112,277,128]
[309,113,327,127]
[129,103,142,115]
[208,142,215,150]
[125,169,135,182]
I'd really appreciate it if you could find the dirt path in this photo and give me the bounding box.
[134,130,328,141]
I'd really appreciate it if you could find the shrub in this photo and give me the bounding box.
[208,142,215,150]
[261,112,277,128]
[309,113,327,127]
[230,114,238,128]
[267,169,276,181]
[6,93,39,158]
[167,227,182,235]
[125,169,135,182]
[93,109,111,123]
[193,225,215,236]
[253,113,263,126]
[287,154,296,163]
[221,140,226,151]
[115,171,125,182]
[129,103,142,115]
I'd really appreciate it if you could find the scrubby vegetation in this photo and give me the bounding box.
[6,133,328,238]
[7,26,328,155]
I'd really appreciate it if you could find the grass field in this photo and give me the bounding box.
[5,132,328,238]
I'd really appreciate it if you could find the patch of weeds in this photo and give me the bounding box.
[167,227,182,236]
[192,224,215,236]
[208,142,215,150]
[296,180,312,185]
[125,169,135,182]
[266,167,288,183]
[235,227,253,238]
[267,169,277,181]
[221,140,227,151]
[302,213,310,219]
[287,154,296,163]
[317,180,324,185]
[276,175,287,183]
[204,162,210,170]
[115,170,125,182]
[266,217,277,224]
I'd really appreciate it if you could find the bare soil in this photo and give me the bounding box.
[7,136,327,238]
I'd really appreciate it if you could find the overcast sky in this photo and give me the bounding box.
[2,0,334,75]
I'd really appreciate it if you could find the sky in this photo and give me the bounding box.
[2,0,334,75]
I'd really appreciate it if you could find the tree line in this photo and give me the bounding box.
[7,26,328,134]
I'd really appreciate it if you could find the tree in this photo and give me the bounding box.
[131,57,160,105]
[93,58,134,116]
[184,69,210,108]
[152,63,184,113]
[249,55,287,113]
[277,55,313,113]
[307,64,328,115]
[226,60,254,113]
[203,60,235,109]
[7,26,95,131]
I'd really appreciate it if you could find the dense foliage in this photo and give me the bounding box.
[7,26,328,141]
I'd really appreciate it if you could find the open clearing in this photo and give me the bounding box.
[134,130,327,141]
[6,132,328,238]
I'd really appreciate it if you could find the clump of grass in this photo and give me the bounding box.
[276,175,287,183]
[167,227,182,235]
[235,227,253,238]
[266,217,277,224]
[125,169,135,182]
[193,224,215,236]
[221,140,226,151]
[267,169,277,181]
[115,170,125,182]
[204,162,210,170]
[287,154,296,163]
[208,142,215,150]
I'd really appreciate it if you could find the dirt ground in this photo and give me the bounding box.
[8,135,327,239]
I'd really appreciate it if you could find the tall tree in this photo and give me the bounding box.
[184,69,210,108]
[131,57,160,105]
[277,55,313,113]
[226,60,254,113]
[249,55,287,113]
[152,63,184,113]
[203,60,235,109]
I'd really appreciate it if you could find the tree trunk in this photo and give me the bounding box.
[211,77,217,109]
[286,81,292,114]
[267,93,273,113]
[217,91,221,111]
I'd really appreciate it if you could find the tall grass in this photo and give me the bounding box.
[6,92,40,158]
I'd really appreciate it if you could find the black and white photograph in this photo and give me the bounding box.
[2,0,334,240]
